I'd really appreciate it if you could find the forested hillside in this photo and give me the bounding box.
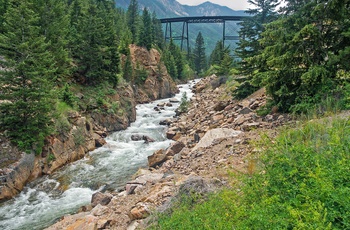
[0,0,194,156]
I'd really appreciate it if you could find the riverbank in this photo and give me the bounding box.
[0,45,178,202]
[47,75,293,229]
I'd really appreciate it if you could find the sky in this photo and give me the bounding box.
[176,0,251,11]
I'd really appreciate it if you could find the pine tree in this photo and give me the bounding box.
[0,0,56,153]
[209,40,231,67]
[122,52,133,82]
[127,0,139,44]
[151,11,164,50]
[218,53,233,76]
[138,7,152,50]
[0,0,9,33]
[33,0,71,81]
[193,32,207,74]
[69,0,120,86]
[253,0,350,112]
[162,49,177,79]
[168,39,185,79]
[234,0,280,99]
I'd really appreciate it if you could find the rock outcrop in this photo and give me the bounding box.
[0,153,35,200]
[129,44,179,104]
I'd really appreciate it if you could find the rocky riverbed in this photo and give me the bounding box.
[47,75,293,230]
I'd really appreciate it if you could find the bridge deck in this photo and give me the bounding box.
[160,16,249,23]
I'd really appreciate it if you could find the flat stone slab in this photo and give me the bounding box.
[192,128,242,151]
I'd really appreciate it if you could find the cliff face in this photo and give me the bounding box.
[0,45,178,201]
[129,44,179,103]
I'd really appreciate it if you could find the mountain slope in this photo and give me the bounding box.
[116,0,246,54]
[116,0,245,18]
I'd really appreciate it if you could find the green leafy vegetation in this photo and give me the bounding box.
[152,116,350,229]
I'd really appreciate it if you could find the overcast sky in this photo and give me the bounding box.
[176,0,251,11]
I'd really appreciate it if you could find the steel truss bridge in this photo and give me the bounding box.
[160,16,249,53]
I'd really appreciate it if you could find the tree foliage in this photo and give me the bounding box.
[234,0,280,99]
[234,0,350,112]
[0,0,56,153]
[193,32,207,74]
[0,0,173,153]
[254,0,350,112]
[138,7,152,50]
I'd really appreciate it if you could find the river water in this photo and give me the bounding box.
[0,81,197,230]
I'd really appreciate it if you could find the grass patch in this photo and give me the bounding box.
[151,115,350,229]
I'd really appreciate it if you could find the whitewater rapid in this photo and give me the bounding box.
[0,81,197,230]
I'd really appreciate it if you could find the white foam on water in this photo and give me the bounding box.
[0,80,199,229]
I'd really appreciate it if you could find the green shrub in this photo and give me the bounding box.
[178,92,189,113]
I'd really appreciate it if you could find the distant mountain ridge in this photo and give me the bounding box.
[116,0,247,54]
[116,0,246,18]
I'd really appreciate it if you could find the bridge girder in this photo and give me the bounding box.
[160,16,249,54]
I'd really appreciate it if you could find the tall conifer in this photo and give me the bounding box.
[0,0,56,153]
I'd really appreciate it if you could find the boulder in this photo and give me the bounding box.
[0,153,35,201]
[213,101,230,111]
[241,122,260,131]
[239,107,253,115]
[192,128,242,151]
[91,192,113,208]
[92,133,106,148]
[159,118,173,126]
[129,203,150,220]
[166,130,176,140]
[169,98,179,103]
[212,114,224,122]
[148,149,167,168]
[131,134,142,141]
[165,141,185,157]
[143,135,155,144]
[126,182,145,195]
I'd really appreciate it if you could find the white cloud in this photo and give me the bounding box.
[176,0,251,11]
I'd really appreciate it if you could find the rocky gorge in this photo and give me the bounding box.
[0,45,178,202]
[46,75,293,230]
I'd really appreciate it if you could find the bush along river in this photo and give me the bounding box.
[0,81,197,230]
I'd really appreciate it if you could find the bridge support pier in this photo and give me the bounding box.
[165,21,189,54]
[161,16,247,54]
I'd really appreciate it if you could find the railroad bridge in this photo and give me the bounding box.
[159,16,249,53]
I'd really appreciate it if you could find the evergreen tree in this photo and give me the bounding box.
[151,11,164,50]
[193,32,207,74]
[33,0,71,81]
[127,0,139,44]
[209,41,224,66]
[122,52,133,82]
[69,0,120,86]
[0,0,9,33]
[168,39,184,79]
[163,49,177,79]
[218,53,233,76]
[138,7,152,50]
[209,40,231,67]
[253,0,350,112]
[234,0,280,99]
[0,0,56,153]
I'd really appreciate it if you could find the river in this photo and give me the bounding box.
[0,81,197,230]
